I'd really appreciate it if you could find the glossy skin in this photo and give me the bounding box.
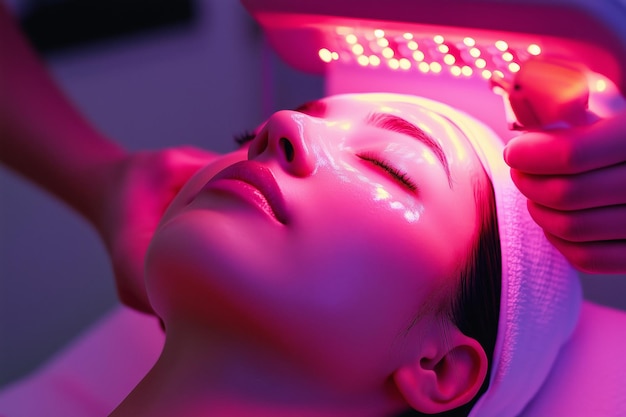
[132,94,488,416]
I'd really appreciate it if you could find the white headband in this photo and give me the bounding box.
[429,98,583,417]
[355,93,582,416]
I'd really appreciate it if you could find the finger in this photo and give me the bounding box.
[504,109,626,175]
[510,163,626,210]
[527,201,626,242]
[172,147,219,166]
[544,233,626,274]
[162,148,218,181]
[137,149,216,203]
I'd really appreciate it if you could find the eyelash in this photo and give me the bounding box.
[358,152,418,192]
[234,130,256,146]
[233,134,417,192]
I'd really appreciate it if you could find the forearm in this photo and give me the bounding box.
[0,3,126,226]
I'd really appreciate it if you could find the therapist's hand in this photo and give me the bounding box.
[504,110,626,274]
[0,3,219,314]
[95,147,217,315]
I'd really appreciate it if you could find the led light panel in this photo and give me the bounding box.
[317,27,543,82]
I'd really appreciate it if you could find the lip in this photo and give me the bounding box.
[201,161,289,224]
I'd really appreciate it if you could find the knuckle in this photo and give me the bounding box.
[156,150,178,168]
[147,150,180,182]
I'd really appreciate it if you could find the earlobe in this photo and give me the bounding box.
[393,331,488,414]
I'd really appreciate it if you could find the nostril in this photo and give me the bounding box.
[279,137,295,162]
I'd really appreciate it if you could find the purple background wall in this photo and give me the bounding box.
[0,0,323,386]
[0,0,623,388]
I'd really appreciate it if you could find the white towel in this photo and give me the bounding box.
[365,93,583,417]
[431,97,583,417]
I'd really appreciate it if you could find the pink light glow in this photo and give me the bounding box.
[316,27,541,82]
[241,0,626,97]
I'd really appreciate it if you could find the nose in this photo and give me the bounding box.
[248,110,315,177]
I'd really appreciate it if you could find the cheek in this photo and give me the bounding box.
[146,207,291,325]
[423,183,478,267]
[273,216,449,383]
[287,172,451,321]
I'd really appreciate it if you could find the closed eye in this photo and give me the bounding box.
[234,130,256,147]
[358,153,418,192]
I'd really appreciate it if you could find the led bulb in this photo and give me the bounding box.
[352,44,364,55]
[377,38,389,48]
[322,27,545,83]
[444,54,456,65]
[412,50,425,61]
[508,62,521,72]
[348,35,360,45]
[527,44,541,55]
[430,62,442,73]
[463,37,476,47]
[319,48,333,63]
[495,40,509,51]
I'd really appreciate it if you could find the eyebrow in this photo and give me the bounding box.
[293,101,452,186]
[365,112,452,186]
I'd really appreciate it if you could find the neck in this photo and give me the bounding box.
[109,321,404,417]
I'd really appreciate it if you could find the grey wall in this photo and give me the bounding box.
[0,0,623,389]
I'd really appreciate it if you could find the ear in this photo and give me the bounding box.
[393,328,488,414]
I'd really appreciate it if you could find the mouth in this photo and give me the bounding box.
[201,161,289,224]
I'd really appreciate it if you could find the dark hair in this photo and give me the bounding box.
[398,168,502,417]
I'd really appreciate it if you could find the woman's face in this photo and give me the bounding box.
[147,93,485,386]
